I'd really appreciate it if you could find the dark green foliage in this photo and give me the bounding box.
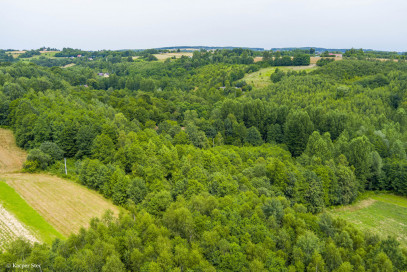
[285,111,314,157]
[270,68,285,83]
[316,58,335,66]
[39,142,64,162]
[245,126,263,146]
[293,54,310,66]
[127,177,148,204]
[24,149,51,171]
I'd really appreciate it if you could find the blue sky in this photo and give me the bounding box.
[1,0,406,51]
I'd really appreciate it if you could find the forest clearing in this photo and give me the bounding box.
[330,194,407,248]
[243,65,317,88]
[153,52,193,60]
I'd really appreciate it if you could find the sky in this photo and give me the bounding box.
[1,0,406,52]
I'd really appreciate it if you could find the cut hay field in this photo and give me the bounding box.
[243,65,317,89]
[310,56,342,64]
[0,129,26,174]
[0,128,120,242]
[153,52,193,61]
[329,193,407,247]
[2,173,120,237]
[0,181,62,248]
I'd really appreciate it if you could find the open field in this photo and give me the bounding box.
[153,52,193,60]
[0,181,62,247]
[6,51,26,58]
[0,128,120,239]
[0,129,26,174]
[329,193,407,247]
[3,173,120,237]
[6,50,58,59]
[243,65,317,89]
[62,63,76,68]
[0,204,39,251]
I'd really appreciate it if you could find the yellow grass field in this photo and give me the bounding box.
[0,129,26,174]
[310,56,342,64]
[0,128,120,238]
[153,52,193,61]
[2,173,120,237]
[243,65,317,89]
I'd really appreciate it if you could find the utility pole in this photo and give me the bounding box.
[64,158,67,175]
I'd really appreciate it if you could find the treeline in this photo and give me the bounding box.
[0,51,14,62]
[344,48,407,60]
[262,53,310,66]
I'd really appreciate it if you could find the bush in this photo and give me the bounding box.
[25,149,51,171]
[40,142,64,162]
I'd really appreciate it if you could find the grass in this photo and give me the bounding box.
[153,52,193,61]
[0,127,121,239]
[0,181,64,244]
[329,193,407,247]
[0,129,26,174]
[3,173,121,237]
[242,65,318,89]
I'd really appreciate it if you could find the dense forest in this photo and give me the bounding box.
[1,49,407,271]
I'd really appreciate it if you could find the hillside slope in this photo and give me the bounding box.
[0,128,120,238]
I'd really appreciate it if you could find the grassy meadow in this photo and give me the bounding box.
[243,65,318,89]
[330,193,407,247]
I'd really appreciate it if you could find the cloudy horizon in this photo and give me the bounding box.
[1,0,406,52]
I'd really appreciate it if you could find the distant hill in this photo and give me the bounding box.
[155,46,265,51]
[270,47,405,54]
[270,47,349,53]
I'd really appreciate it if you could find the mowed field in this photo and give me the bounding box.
[329,194,407,247]
[243,65,317,89]
[0,129,26,174]
[0,181,62,248]
[2,173,120,237]
[153,52,193,61]
[0,128,120,244]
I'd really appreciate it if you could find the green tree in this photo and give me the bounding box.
[285,111,314,157]
[245,126,263,146]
